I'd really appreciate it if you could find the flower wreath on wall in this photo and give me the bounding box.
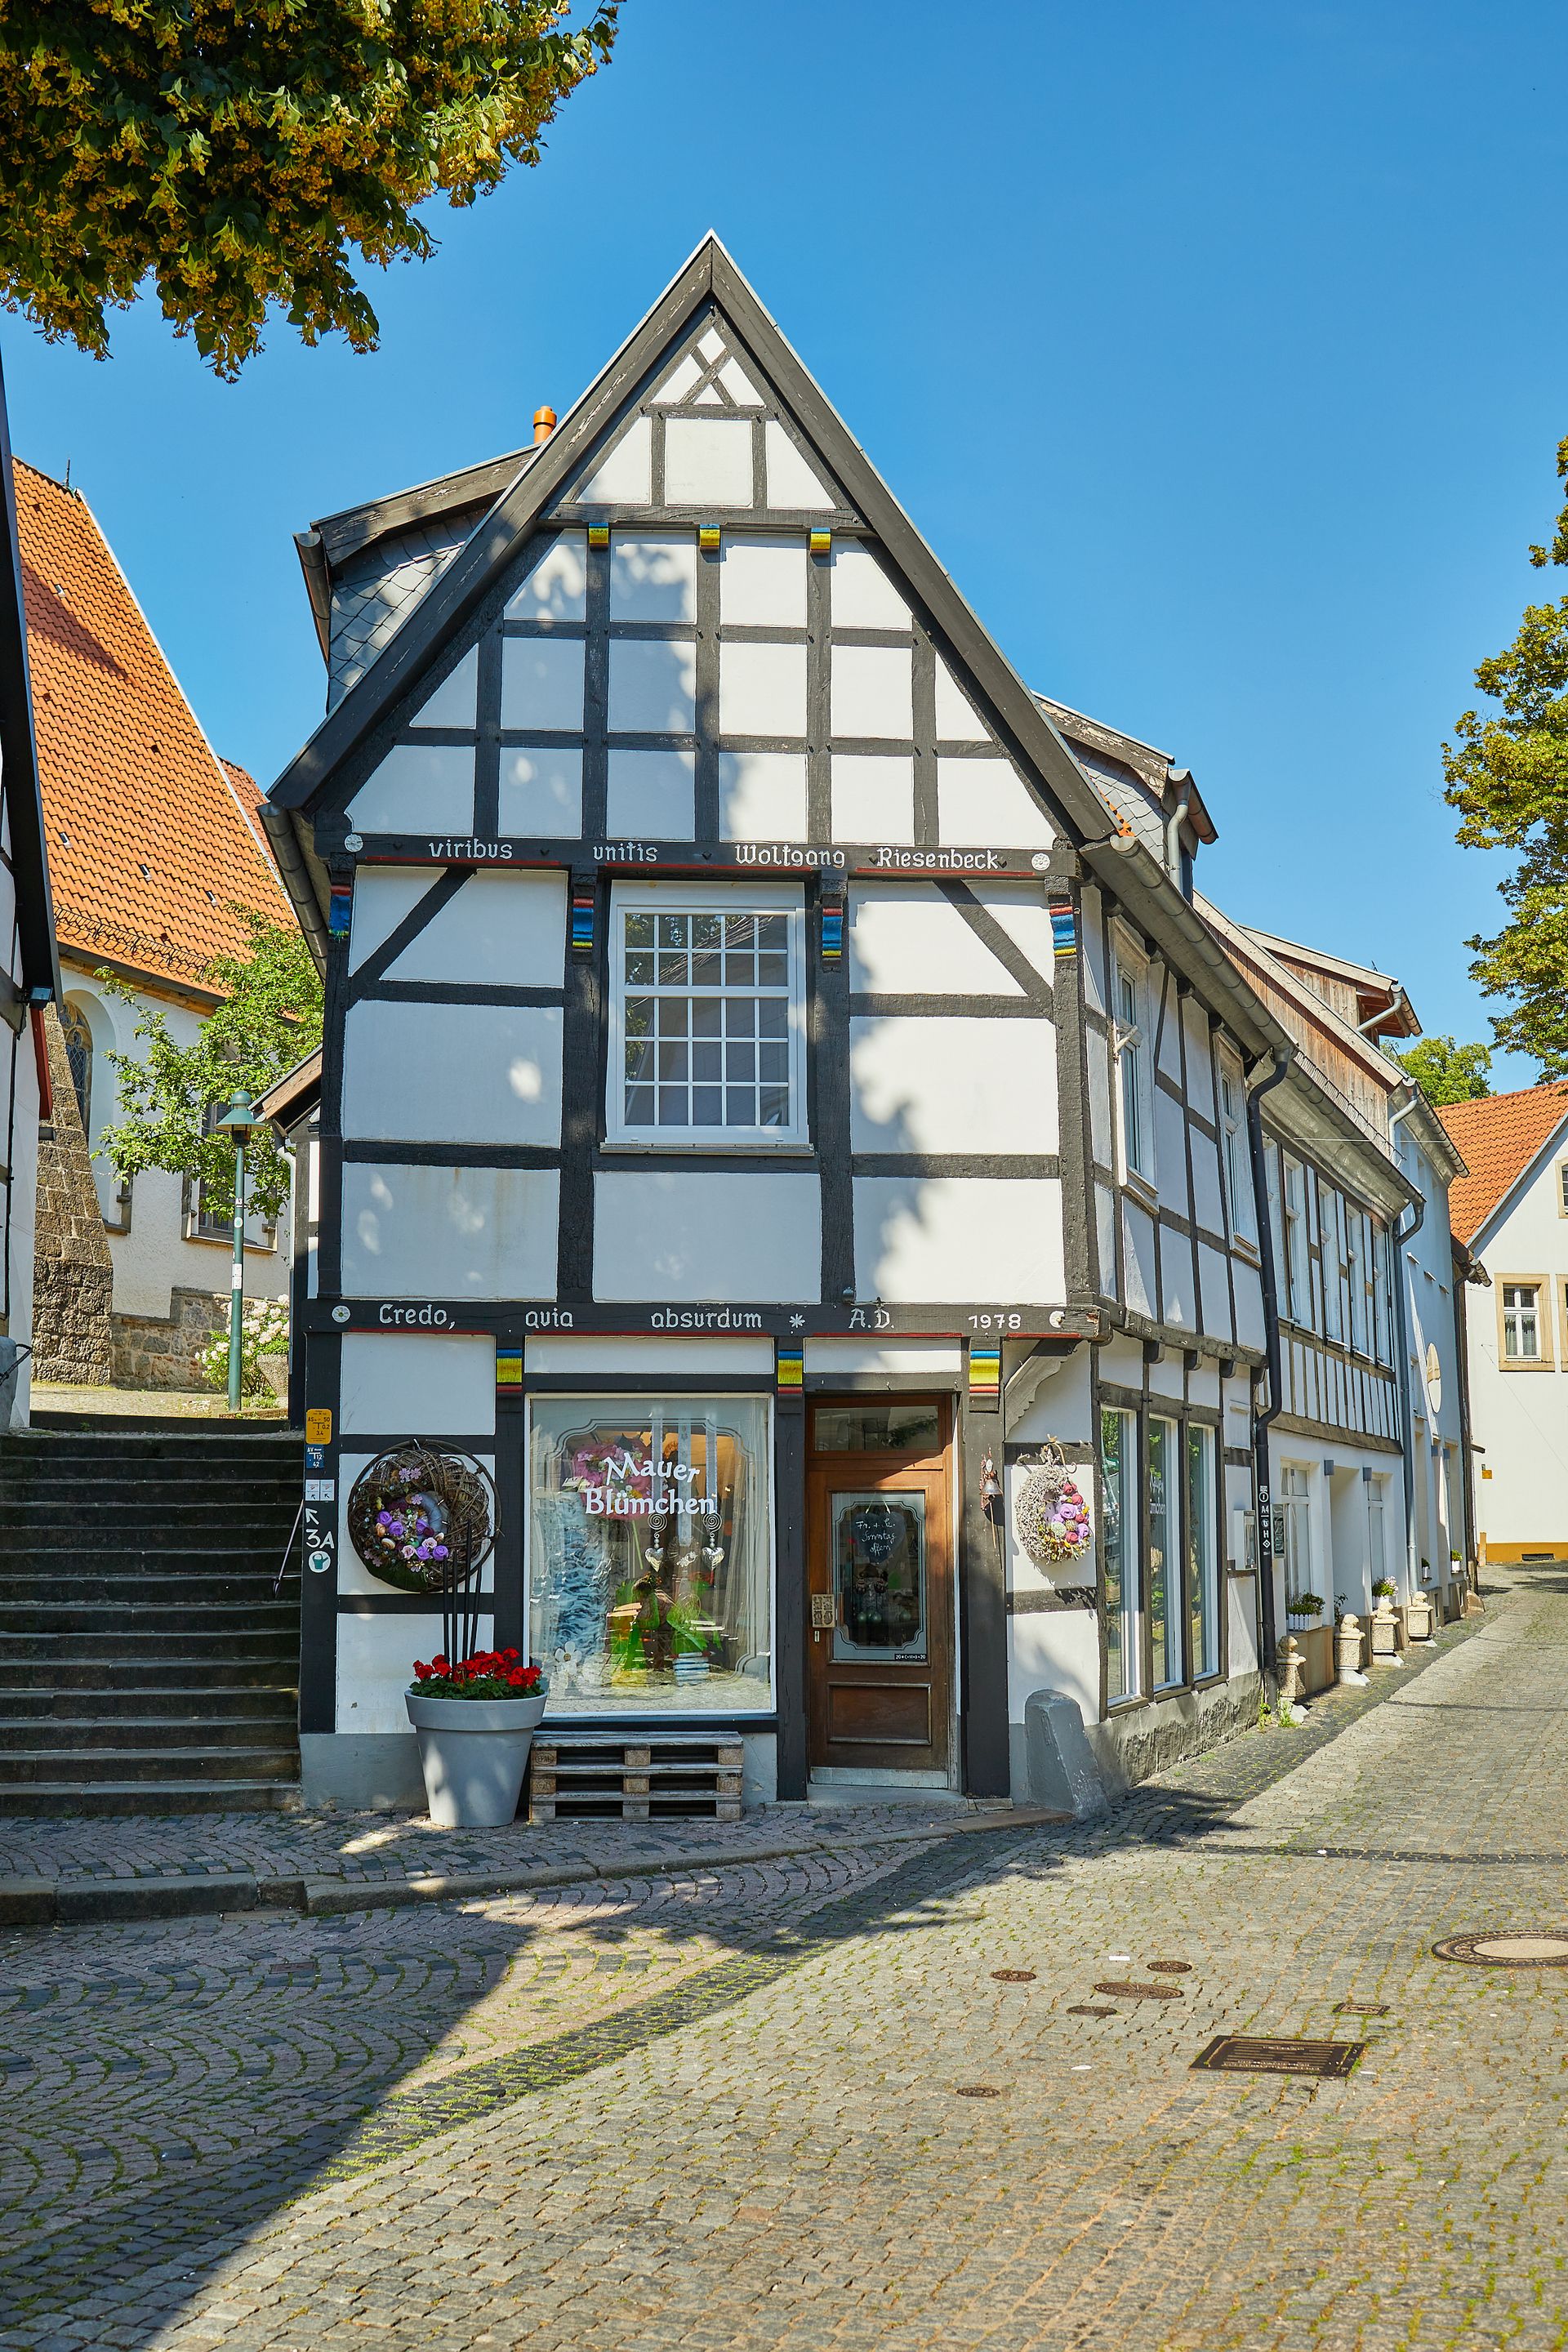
[1013,1441,1093,1572]
[346,1444,497,1597]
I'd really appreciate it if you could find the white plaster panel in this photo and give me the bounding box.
[1080,886,1107,1016]
[336,1612,492,1735]
[500,637,585,733]
[849,1018,1058,1155]
[383,870,565,989]
[1098,1334,1145,1387]
[1190,1133,1224,1239]
[1156,971,1184,1085]
[1096,1183,1118,1297]
[651,352,702,404]
[937,758,1054,847]
[349,867,439,973]
[342,1164,559,1298]
[1154,1092,1189,1216]
[1183,999,1216,1120]
[506,531,587,621]
[1160,1230,1196,1330]
[827,546,909,630]
[342,1002,562,1147]
[1008,1609,1102,1731]
[1123,1197,1156,1319]
[1147,1348,1185,1401]
[336,1455,497,1597]
[719,751,808,840]
[573,416,652,506]
[1008,1349,1093,1446]
[1087,1035,1112,1166]
[665,416,754,506]
[969,884,1057,984]
[764,421,833,510]
[1233,1256,1266,1351]
[607,748,695,837]
[527,1334,775,1374]
[933,656,985,739]
[594,1173,820,1302]
[608,639,696,734]
[412,646,479,730]
[499,746,582,836]
[719,537,806,628]
[831,755,914,843]
[847,883,1026,996]
[340,1334,497,1438]
[718,356,763,406]
[718,640,807,737]
[1188,1359,1221,1410]
[831,644,913,741]
[802,1340,964,1374]
[347,745,474,835]
[1198,1242,1234,1341]
[610,533,697,622]
[853,1178,1064,1303]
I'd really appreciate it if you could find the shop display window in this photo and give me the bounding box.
[527,1396,773,1714]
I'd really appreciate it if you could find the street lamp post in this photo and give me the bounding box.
[216,1087,260,1414]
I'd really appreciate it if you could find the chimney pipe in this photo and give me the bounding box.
[533,406,557,445]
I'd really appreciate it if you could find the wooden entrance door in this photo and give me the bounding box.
[805,1398,953,1778]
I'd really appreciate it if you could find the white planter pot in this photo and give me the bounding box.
[405,1690,547,1828]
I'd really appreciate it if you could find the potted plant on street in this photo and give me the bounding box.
[406,1649,546,1827]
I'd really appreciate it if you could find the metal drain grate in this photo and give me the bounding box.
[1094,1980,1184,2000]
[991,1969,1036,1983]
[1334,1998,1391,2015]
[1067,2003,1117,2017]
[1192,2034,1365,2079]
[955,2084,1004,2097]
[1148,1960,1192,1975]
[1432,1931,1568,1968]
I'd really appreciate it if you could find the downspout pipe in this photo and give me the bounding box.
[1245,1046,1293,1692]
[1386,1083,1426,1595]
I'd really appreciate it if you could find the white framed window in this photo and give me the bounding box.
[1348,1207,1369,1356]
[1099,1405,1139,1703]
[607,882,808,1149]
[1217,1053,1254,1245]
[1282,1154,1307,1324]
[1110,932,1155,1189]
[1559,1161,1568,1217]
[1500,1279,1548,1365]
[1322,1186,1345,1345]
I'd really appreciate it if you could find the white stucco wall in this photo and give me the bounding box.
[1463,1130,1568,1554]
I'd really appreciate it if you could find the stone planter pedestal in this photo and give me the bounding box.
[405,1690,547,1828]
[1334,1614,1368,1687]
[1403,1593,1435,1643]
[1370,1602,1403,1664]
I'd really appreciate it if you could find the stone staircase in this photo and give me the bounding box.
[0,1423,302,1815]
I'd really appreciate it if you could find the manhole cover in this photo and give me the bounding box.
[1094,1980,1184,2000]
[1192,2034,1365,2079]
[1432,1931,1568,1967]
[1147,1961,1192,1975]
[1333,1998,1390,2016]
[991,1969,1036,1983]
[1067,2003,1117,2017]
[955,2084,1004,2098]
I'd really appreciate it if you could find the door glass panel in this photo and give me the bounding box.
[1149,1417,1183,1689]
[812,1404,941,1454]
[831,1491,927,1663]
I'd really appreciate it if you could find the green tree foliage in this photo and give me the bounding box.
[1443,435,1568,1074]
[1393,1034,1493,1107]
[0,0,618,376]
[96,907,322,1222]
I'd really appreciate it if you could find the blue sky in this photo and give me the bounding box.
[6,0,1565,1081]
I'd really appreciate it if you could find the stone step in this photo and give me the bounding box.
[0,1655,298,1691]
[0,1780,300,1816]
[0,1501,299,1525]
[0,1741,300,1785]
[0,1684,298,1722]
[0,1626,301,1664]
[0,1557,300,1588]
[1,1473,300,1500]
[0,1711,296,1750]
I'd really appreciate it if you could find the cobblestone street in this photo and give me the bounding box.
[4,1573,1567,2350]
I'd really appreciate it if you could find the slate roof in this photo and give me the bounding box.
[1437,1084,1568,1245]
[12,460,287,990]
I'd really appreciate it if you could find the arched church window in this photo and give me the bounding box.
[60,1003,92,1134]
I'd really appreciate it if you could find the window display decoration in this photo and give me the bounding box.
[1013,1441,1093,1571]
[348,1446,497,1668]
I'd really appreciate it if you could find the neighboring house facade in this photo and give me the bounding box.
[1202,911,1475,1655]
[0,368,60,1428]
[264,238,1309,1813]
[1438,1085,1568,1568]
[13,461,292,1388]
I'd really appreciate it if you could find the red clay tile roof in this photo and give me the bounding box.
[12,459,288,991]
[1437,1084,1568,1245]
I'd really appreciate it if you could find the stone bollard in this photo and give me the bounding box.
[1276,1634,1305,1712]
[1335,1613,1369,1687]
[1370,1600,1403,1664]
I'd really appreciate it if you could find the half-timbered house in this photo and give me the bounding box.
[264,239,1300,1811]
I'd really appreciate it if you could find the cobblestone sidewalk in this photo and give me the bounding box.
[1,1573,1558,2350]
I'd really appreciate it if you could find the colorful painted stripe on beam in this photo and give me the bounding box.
[1049,898,1076,958]
[776,1343,804,1390]
[327,884,353,940]
[496,1348,523,1390]
[570,889,596,956]
[968,1345,1001,1401]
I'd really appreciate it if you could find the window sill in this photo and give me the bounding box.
[185,1231,278,1256]
[1119,1169,1158,1214]
[1229,1234,1260,1267]
[1499,1356,1555,1372]
[600,1138,813,1157]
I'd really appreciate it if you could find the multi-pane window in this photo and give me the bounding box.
[1348,1208,1369,1356]
[1147,1416,1183,1689]
[609,889,805,1145]
[1560,1162,1568,1217]
[1112,942,1152,1185]
[1186,1424,1218,1681]
[1283,1156,1308,1323]
[1218,1059,1254,1243]
[1503,1282,1542,1361]
[1100,1407,1138,1704]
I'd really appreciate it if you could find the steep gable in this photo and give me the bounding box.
[1439,1084,1568,1245]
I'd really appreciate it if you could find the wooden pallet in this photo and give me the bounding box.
[528,1735,745,1824]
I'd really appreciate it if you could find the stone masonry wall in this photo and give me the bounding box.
[31,1005,113,1385]
[111,1285,229,1392]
